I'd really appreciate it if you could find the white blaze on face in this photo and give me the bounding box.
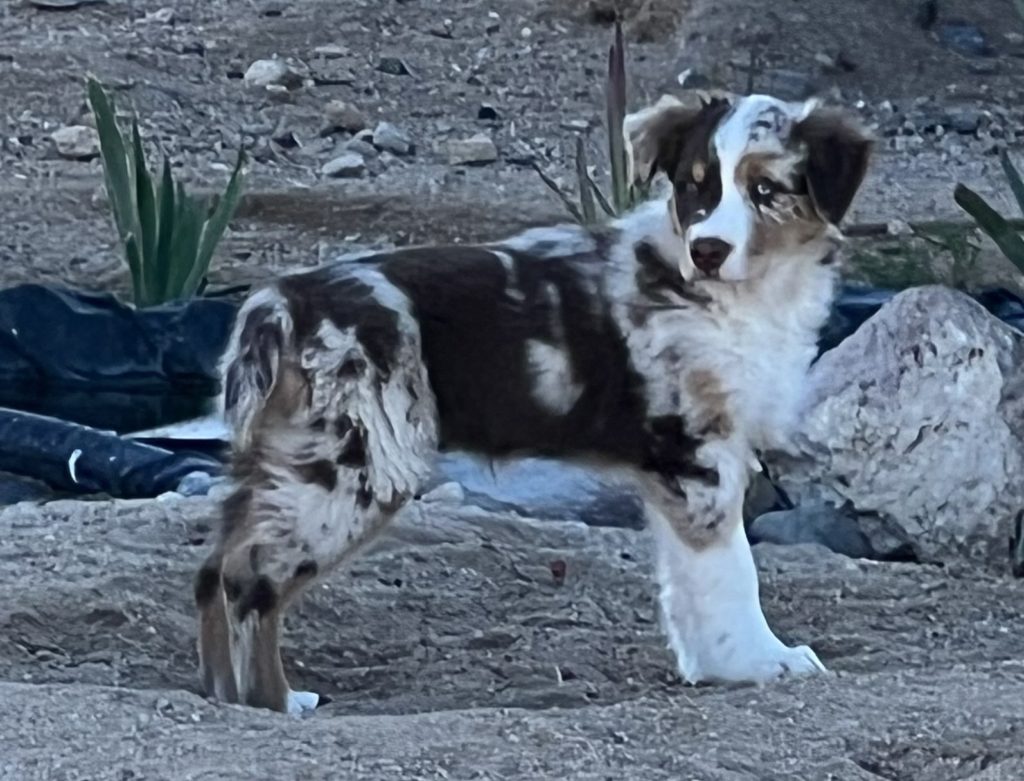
[687,95,817,281]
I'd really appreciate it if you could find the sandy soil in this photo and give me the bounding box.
[4,0,1024,777]
[3,492,1024,780]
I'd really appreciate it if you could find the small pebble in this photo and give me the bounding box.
[372,121,413,155]
[50,125,100,160]
[243,59,302,90]
[444,133,498,165]
[322,151,366,178]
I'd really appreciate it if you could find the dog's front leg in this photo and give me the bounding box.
[643,443,826,685]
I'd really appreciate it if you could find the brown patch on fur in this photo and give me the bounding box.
[239,611,290,712]
[638,472,731,552]
[627,97,729,198]
[691,160,706,184]
[194,559,221,608]
[356,472,374,509]
[261,359,310,424]
[221,485,254,540]
[336,424,367,468]
[633,241,711,317]
[734,153,801,192]
[294,459,338,491]
[197,577,238,703]
[792,108,873,224]
[686,369,733,438]
[748,198,828,257]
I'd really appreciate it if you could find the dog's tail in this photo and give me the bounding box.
[220,288,294,447]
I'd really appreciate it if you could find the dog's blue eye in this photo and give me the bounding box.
[752,178,777,204]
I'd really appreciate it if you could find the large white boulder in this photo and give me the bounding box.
[774,285,1024,567]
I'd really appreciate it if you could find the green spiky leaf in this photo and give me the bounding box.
[86,77,246,307]
[531,160,585,223]
[131,119,160,305]
[1000,150,1024,217]
[606,20,629,214]
[187,149,247,297]
[153,158,177,301]
[87,79,135,241]
[585,167,617,219]
[574,136,597,225]
[955,183,1024,274]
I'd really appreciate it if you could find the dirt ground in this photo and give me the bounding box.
[4,0,1024,778]
[3,0,1024,295]
[3,492,1024,780]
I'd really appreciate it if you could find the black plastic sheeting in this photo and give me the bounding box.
[0,282,1022,501]
[817,285,1024,355]
[0,284,236,432]
[0,408,221,499]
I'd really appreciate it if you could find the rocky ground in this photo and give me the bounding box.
[4,0,1024,294]
[5,0,1024,778]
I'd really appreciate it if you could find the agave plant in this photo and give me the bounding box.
[533,20,649,225]
[954,150,1024,276]
[87,77,247,308]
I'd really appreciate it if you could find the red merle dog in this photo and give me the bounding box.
[194,92,872,713]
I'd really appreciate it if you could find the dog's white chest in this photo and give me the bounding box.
[684,285,828,453]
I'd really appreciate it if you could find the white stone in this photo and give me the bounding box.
[50,125,100,160]
[444,133,497,165]
[243,59,302,90]
[321,151,365,178]
[773,286,1024,565]
[371,122,413,155]
[323,100,367,133]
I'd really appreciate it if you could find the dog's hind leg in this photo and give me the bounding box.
[198,442,418,714]
[195,553,239,704]
[196,285,438,713]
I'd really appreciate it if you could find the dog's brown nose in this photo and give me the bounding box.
[689,238,732,275]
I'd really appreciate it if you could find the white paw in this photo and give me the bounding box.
[286,690,320,715]
[745,643,828,683]
[683,638,828,685]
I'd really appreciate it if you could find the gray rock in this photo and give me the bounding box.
[50,125,99,160]
[377,56,412,76]
[748,505,875,560]
[444,133,498,165]
[420,481,465,504]
[310,60,357,86]
[773,286,1024,567]
[243,59,302,90]
[743,470,784,522]
[321,151,366,178]
[430,453,644,530]
[676,68,712,89]
[946,108,983,135]
[372,121,413,155]
[312,43,349,58]
[323,100,368,133]
[176,471,220,498]
[345,138,378,158]
[759,69,818,101]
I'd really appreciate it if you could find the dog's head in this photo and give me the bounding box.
[624,93,872,282]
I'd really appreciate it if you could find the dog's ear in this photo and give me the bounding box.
[793,107,873,225]
[623,95,725,188]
